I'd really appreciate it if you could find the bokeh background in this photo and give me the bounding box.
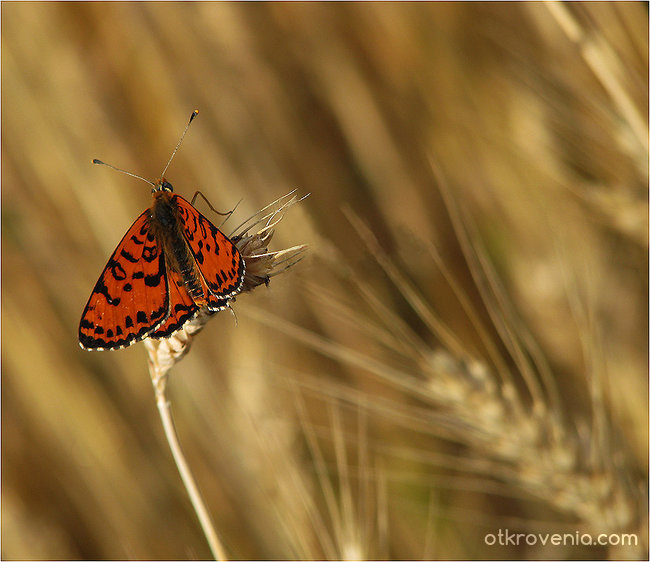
[2,2,647,560]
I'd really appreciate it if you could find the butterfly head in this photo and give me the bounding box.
[153,178,174,193]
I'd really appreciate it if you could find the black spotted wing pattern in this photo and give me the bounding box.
[79,211,170,350]
[174,194,245,310]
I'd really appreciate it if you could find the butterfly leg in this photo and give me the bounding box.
[191,191,234,217]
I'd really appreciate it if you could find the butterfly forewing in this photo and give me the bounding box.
[175,195,245,307]
[79,212,170,350]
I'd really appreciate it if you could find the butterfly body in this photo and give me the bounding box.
[79,178,245,351]
[149,183,207,305]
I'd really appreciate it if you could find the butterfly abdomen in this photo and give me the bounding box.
[150,191,206,304]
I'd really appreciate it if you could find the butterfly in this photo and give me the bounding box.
[79,111,245,351]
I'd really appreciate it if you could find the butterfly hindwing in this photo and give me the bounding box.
[148,267,200,339]
[79,211,170,350]
[175,195,245,308]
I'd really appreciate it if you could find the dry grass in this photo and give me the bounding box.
[2,3,647,560]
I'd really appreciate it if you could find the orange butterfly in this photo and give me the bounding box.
[79,111,245,350]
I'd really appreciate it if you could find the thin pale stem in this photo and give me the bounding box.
[153,376,227,561]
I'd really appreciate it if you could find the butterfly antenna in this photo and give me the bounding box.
[92,159,155,187]
[160,109,199,177]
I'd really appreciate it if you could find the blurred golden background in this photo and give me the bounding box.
[2,2,647,560]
